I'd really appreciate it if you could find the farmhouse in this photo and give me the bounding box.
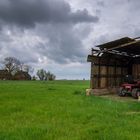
[87,37,140,93]
[0,70,12,80]
[13,71,31,80]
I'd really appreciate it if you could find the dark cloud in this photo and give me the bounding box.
[0,0,99,67]
[97,1,104,7]
[34,23,90,64]
[0,0,99,27]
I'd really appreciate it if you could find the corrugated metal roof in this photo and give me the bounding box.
[96,37,135,50]
[94,37,140,56]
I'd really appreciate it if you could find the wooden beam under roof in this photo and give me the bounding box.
[108,40,140,56]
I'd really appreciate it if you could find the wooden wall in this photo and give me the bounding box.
[89,54,140,89]
[91,65,128,88]
[132,64,140,79]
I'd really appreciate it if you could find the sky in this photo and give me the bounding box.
[0,0,140,79]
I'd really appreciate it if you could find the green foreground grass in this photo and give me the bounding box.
[0,80,140,140]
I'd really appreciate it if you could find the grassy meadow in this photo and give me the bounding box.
[0,80,140,140]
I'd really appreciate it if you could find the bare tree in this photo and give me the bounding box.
[19,61,24,71]
[37,69,46,80]
[50,73,56,81]
[45,71,56,81]
[37,69,56,81]
[3,57,21,74]
[23,64,34,74]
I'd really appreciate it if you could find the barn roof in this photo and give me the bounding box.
[96,37,135,50]
[87,37,140,62]
[109,39,140,56]
[97,37,140,56]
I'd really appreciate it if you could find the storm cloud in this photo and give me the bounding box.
[0,0,99,66]
[0,0,98,27]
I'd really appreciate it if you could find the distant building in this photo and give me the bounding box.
[13,71,31,80]
[0,70,12,80]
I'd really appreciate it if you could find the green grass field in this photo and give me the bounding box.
[0,80,140,140]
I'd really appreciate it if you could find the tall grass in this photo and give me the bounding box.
[0,80,140,140]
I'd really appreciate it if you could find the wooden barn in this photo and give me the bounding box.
[87,37,140,93]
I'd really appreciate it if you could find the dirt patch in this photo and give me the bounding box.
[124,111,140,115]
[101,94,139,102]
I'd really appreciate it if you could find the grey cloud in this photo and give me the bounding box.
[0,21,93,65]
[0,0,99,66]
[97,1,104,7]
[91,0,140,48]
[0,0,99,27]
[34,23,89,64]
[70,9,98,23]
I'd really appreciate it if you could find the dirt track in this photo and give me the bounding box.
[101,94,139,102]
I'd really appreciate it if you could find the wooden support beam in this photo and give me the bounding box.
[106,65,109,87]
[121,67,123,84]
[90,49,96,89]
[114,59,117,86]
[90,61,94,89]
[98,57,101,88]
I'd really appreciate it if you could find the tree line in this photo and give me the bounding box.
[0,57,56,81]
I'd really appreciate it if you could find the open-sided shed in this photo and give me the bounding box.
[87,37,140,90]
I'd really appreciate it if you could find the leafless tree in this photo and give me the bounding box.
[45,71,56,81]
[23,64,34,74]
[37,69,56,81]
[37,69,46,80]
[3,57,21,74]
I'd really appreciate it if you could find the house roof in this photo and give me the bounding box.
[0,70,9,74]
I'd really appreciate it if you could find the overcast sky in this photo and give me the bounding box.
[0,0,140,79]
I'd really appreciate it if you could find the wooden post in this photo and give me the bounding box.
[90,62,94,89]
[90,49,94,89]
[106,65,109,88]
[98,58,101,88]
[114,59,117,87]
[121,67,123,84]
[137,64,138,79]
[106,57,109,88]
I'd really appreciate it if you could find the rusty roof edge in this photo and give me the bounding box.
[134,37,140,40]
[96,37,136,49]
[95,36,140,49]
[107,39,140,51]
